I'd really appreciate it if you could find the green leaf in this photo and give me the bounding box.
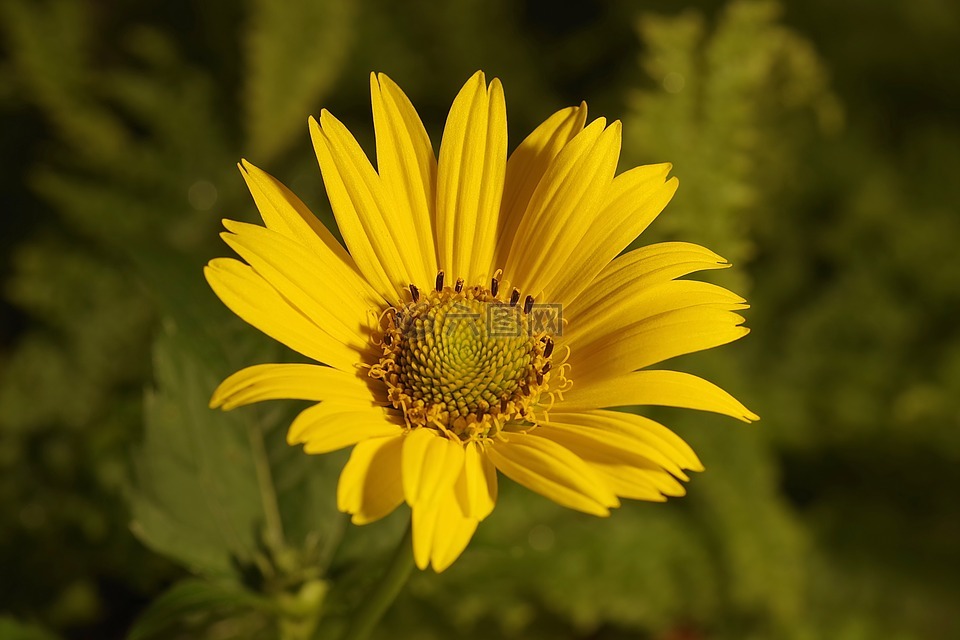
[0,618,61,640]
[244,0,356,162]
[128,323,275,578]
[129,315,350,586]
[126,579,270,640]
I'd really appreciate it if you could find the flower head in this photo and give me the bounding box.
[206,71,757,572]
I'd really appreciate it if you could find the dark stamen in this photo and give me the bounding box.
[543,338,554,358]
[455,278,464,293]
[509,289,521,306]
[491,277,499,297]
[542,362,551,374]
[409,284,420,302]
[500,397,508,413]
[383,333,393,346]
[536,372,544,385]
[523,295,534,314]
[435,271,444,292]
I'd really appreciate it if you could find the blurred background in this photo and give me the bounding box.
[1,0,958,638]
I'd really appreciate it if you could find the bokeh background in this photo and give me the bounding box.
[1,0,958,638]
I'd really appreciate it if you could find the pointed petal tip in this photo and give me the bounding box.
[219,217,243,232]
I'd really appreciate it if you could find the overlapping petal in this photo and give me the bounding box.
[546,165,679,304]
[311,111,422,299]
[564,242,733,317]
[238,160,361,279]
[495,103,587,270]
[459,440,497,520]
[487,431,619,516]
[337,435,406,525]
[568,306,750,381]
[436,71,507,285]
[402,428,465,508]
[210,363,380,410]
[288,403,402,453]
[547,410,704,473]
[204,258,361,371]
[370,73,438,284]
[411,481,478,572]
[564,279,748,348]
[220,220,376,351]
[504,118,621,297]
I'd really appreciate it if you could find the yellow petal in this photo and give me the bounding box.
[546,165,678,304]
[590,462,683,500]
[534,425,689,500]
[559,370,759,423]
[504,118,621,297]
[569,307,750,379]
[436,71,507,285]
[530,425,687,497]
[487,431,619,516]
[210,363,378,410]
[204,258,360,371]
[411,496,438,570]
[371,73,438,281]
[429,487,479,572]
[565,242,732,318]
[288,403,402,452]
[534,420,688,480]
[564,279,747,348]
[238,160,362,281]
[220,221,373,350]
[495,103,587,269]
[548,410,704,472]
[337,435,405,525]
[310,112,417,299]
[401,429,465,508]
[459,441,497,521]
[411,481,479,572]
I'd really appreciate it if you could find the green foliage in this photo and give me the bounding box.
[244,0,355,162]
[1,0,958,638]
[627,0,839,273]
[131,326,271,578]
[126,579,273,640]
[0,618,62,640]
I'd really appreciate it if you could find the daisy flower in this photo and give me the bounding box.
[206,71,757,573]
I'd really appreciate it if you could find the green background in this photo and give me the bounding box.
[1,0,957,638]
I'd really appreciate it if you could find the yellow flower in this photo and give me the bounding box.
[206,71,757,572]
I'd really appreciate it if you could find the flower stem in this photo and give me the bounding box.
[340,519,415,640]
[246,418,285,553]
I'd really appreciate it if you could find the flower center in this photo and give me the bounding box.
[369,274,560,441]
